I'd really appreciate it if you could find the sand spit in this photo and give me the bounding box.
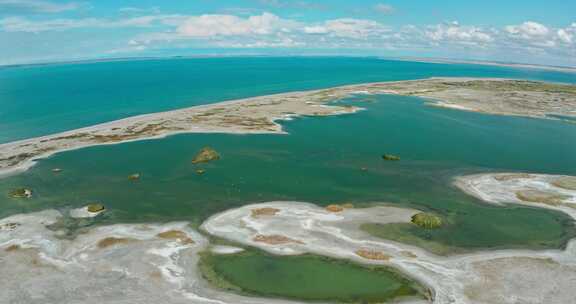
[1,77,575,177]
[201,201,576,304]
[396,57,576,74]
[455,173,576,218]
[0,209,339,304]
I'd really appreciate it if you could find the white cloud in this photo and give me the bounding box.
[557,23,576,45]
[303,26,328,34]
[0,9,573,66]
[502,21,575,51]
[557,29,573,44]
[505,21,549,38]
[0,15,185,32]
[0,0,80,13]
[176,12,295,37]
[307,18,389,39]
[374,3,394,15]
[425,22,493,45]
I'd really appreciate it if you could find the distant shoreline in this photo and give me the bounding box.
[393,57,576,74]
[2,55,575,74]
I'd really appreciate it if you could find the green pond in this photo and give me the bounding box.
[2,94,576,255]
[200,250,428,303]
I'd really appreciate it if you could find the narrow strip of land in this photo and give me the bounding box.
[1,77,575,176]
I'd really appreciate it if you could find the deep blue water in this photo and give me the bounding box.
[0,56,574,143]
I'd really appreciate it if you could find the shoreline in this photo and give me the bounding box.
[393,57,576,74]
[4,55,575,75]
[454,173,576,218]
[1,77,575,178]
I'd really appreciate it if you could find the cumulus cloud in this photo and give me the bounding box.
[304,18,390,39]
[505,21,549,39]
[557,23,575,44]
[0,9,573,65]
[425,21,493,46]
[557,29,573,44]
[501,21,576,52]
[0,0,81,14]
[176,12,296,37]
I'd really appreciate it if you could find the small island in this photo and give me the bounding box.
[192,147,220,164]
[8,188,32,198]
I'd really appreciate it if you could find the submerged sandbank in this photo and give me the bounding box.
[1,77,574,177]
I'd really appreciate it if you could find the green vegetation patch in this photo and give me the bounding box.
[382,154,401,161]
[411,212,443,229]
[192,147,221,164]
[87,203,106,213]
[199,250,428,303]
[8,188,32,198]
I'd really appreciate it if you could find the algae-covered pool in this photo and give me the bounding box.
[200,250,428,303]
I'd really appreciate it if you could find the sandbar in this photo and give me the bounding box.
[1,77,575,177]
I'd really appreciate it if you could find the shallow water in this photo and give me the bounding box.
[1,94,575,253]
[201,250,426,303]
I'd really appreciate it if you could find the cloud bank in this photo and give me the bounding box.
[0,11,574,66]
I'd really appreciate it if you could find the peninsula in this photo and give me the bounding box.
[1,77,575,176]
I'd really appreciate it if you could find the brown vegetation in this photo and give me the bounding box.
[325,204,345,212]
[253,234,304,245]
[355,249,391,261]
[0,222,20,231]
[552,177,576,190]
[325,203,354,212]
[156,230,194,244]
[5,244,20,252]
[251,207,280,217]
[97,237,135,249]
[494,173,532,181]
[516,190,569,205]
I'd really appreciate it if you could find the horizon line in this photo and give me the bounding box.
[1,54,575,74]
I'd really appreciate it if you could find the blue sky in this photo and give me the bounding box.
[0,0,575,66]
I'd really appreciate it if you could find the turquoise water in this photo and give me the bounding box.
[201,250,426,302]
[1,57,575,143]
[1,90,575,253]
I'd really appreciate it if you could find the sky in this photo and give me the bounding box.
[0,0,575,66]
